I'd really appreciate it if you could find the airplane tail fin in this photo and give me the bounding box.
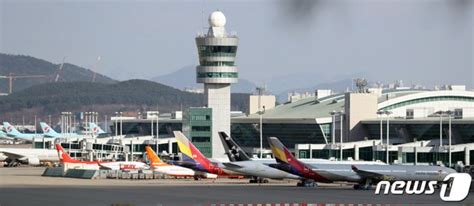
[267,136,330,182]
[55,143,77,163]
[3,122,21,136]
[267,136,295,164]
[174,131,211,167]
[218,131,251,162]
[89,123,105,135]
[40,122,59,137]
[145,145,164,165]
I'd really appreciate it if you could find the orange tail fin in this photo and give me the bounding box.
[145,145,164,165]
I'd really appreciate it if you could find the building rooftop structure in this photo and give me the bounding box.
[237,87,474,123]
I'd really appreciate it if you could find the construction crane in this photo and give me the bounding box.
[91,56,101,82]
[0,73,50,94]
[53,57,66,82]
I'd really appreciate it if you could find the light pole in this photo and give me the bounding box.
[437,110,453,167]
[104,115,108,133]
[385,111,392,164]
[156,111,159,153]
[438,111,443,147]
[330,111,336,159]
[114,112,118,137]
[259,106,265,159]
[119,112,123,137]
[34,115,37,134]
[72,113,76,135]
[68,112,72,136]
[149,112,154,137]
[330,111,336,145]
[376,111,384,144]
[60,112,63,134]
[330,110,344,160]
[256,86,265,159]
[436,110,448,165]
[447,110,453,167]
[377,110,392,163]
[85,112,89,136]
[339,110,344,161]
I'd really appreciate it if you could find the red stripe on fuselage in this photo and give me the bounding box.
[188,142,228,175]
[283,147,331,183]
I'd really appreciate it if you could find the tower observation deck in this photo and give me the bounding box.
[195,10,238,159]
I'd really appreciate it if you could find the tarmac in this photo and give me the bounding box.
[0,167,473,206]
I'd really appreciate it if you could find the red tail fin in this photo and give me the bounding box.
[55,144,78,163]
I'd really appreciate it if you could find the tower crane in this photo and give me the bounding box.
[0,73,50,94]
[52,57,66,82]
[91,56,101,82]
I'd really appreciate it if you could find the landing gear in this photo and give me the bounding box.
[5,159,21,167]
[353,179,373,190]
[297,179,317,187]
[353,184,372,190]
[249,177,269,184]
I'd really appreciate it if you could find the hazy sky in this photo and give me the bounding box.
[1,0,473,88]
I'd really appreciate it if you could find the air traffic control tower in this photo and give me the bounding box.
[195,11,238,159]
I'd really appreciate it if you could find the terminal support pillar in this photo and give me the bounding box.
[309,144,313,159]
[354,145,359,160]
[465,147,470,166]
[168,140,173,154]
[414,147,417,165]
[130,140,133,162]
[397,147,403,164]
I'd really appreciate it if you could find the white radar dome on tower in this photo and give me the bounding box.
[209,10,226,27]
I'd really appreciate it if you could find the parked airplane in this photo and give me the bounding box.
[40,122,87,138]
[3,122,44,140]
[172,131,243,177]
[268,136,456,189]
[0,148,58,166]
[145,145,217,179]
[88,123,106,135]
[218,132,384,184]
[40,122,61,137]
[218,131,301,183]
[56,144,148,171]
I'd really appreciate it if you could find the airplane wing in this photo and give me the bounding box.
[97,163,113,170]
[222,162,244,169]
[0,150,27,160]
[169,160,198,168]
[351,165,394,181]
[0,149,42,165]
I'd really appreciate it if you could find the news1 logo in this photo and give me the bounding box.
[375,173,472,202]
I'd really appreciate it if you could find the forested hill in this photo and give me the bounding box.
[0,80,250,123]
[0,53,116,93]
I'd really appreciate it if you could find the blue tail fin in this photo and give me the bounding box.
[88,123,106,135]
[40,122,60,137]
[3,122,21,136]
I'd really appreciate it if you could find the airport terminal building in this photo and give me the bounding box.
[37,85,471,164]
[232,86,474,167]
[31,85,474,167]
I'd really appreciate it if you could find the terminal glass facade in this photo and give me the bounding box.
[231,123,328,152]
[365,123,474,144]
[183,108,212,157]
[114,121,181,138]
